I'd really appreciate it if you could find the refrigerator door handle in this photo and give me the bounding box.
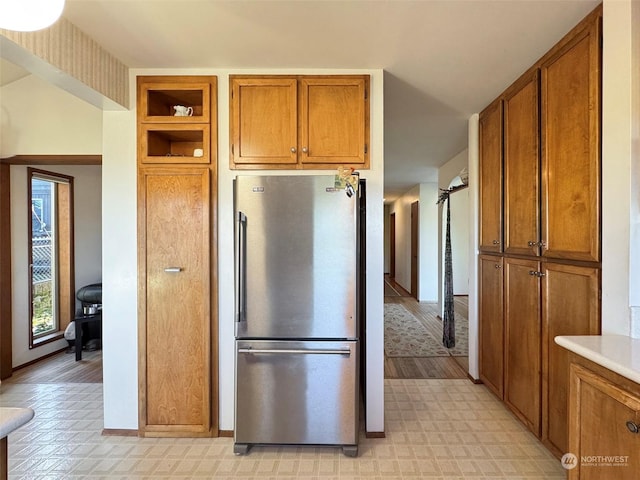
[238,348,351,356]
[236,211,248,323]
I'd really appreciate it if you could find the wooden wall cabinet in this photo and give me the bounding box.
[136,75,218,437]
[542,263,600,456]
[503,71,540,257]
[478,99,503,253]
[230,75,370,170]
[478,255,504,399]
[504,257,542,436]
[477,5,602,457]
[137,76,217,164]
[541,18,601,262]
[138,167,212,436]
[568,361,640,480]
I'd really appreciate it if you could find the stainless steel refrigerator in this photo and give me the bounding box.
[233,175,362,457]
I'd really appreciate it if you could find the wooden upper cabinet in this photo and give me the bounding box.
[230,77,298,166]
[137,76,217,165]
[504,71,540,257]
[299,77,368,166]
[479,255,504,400]
[541,18,601,262]
[478,99,503,253]
[230,75,370,170]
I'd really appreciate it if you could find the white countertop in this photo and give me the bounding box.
[555,335,640,384]
[0,407,34,439]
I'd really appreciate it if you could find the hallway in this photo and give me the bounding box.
[384,276,469,380]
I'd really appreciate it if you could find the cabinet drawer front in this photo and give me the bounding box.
[235,340,359,446]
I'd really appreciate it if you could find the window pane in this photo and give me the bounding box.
[31,178,56,337]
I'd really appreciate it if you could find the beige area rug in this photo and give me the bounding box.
[384,303,469,357]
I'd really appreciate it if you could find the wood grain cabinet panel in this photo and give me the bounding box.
[479,255,504,399]
[299,77,368,166]
[569,363,640,480]
[230,77,298,166]
[541,263,600,457]
[504,257,541,436]
[541,19,601,262]
[478,100,503,253]
[138,167,211,436]
[504,71,540,257]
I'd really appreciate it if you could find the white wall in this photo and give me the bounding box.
[602,0,638,336]
[1,75,102,156]
[467,115,480,380]
[419,183,439,302]
[10,164,102,367]
[437,149,469,313]
[1,75,103,368]
[389,183,438,302]
[101,68,386,434]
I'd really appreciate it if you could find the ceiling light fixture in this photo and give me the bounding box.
[0,0,65,32]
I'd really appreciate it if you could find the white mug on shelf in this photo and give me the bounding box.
[173,105,193,116]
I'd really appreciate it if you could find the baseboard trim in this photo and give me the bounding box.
[218,430,234,438]
[467,374,482,384]
[365,431,386,438]
[12,347,68,372]
[102,429,138,437]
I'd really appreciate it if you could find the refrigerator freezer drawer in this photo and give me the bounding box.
[235,340,359,450]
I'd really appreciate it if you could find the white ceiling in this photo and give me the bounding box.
[4,0,601,200]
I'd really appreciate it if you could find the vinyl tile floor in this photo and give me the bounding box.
[0,379,566,479]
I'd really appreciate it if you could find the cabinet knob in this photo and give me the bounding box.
[290,147,297,153]
[626,421,639,434]
[302,147,308,153]
[492,240,500,245]
[494,264,502,269]
[528,241,536,247]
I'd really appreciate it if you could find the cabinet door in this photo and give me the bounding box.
[542,263,600,457]
[299,77,368,167]
[138,167,211,436]
[479,255,504,399]
[478,100,503,253]
[504,257,541,436]
[504,71,540,256]
[230,77,298,167]
[569,364,640,480]
[541,20,601,262]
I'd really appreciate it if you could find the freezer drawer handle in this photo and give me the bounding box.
[238,348,351,356]
[164,267,182,273]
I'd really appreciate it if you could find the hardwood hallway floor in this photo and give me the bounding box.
[384,275,469,380]
[4,349,102,384]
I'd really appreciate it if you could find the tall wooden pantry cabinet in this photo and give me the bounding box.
[478,5,601,458]
[137,76,218,437]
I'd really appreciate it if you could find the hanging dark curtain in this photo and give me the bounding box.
[438,189,455,348]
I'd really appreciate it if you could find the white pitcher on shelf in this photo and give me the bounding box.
[173,105,193,116]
